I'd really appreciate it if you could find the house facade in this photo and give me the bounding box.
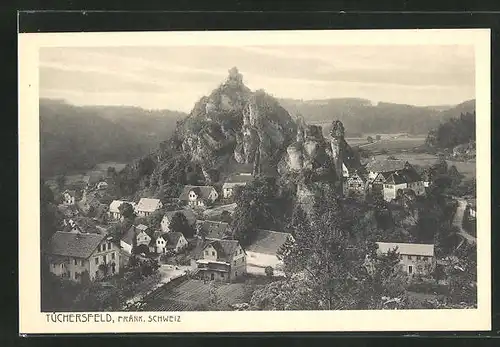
[222,173,253,199]
[160,209,197,233]
[46,231,120,282]
[375,242,435,276]
[344,171,368,197]
[97,181,108,190]
[179,185,219,209]
[245,229,294,277]
[108,200,135,220]
[193,239,246,282]
[135,198,163,217]
[374,167,425,202]
[156,232,188,254]
[62,190,76,205]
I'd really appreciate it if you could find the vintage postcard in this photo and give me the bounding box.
[19,29,491,333]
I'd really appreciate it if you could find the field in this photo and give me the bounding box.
[355,137,427,151]
[372,153,476,179]
[141,278,251,311]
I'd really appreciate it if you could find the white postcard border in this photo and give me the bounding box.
[18,29,491,334]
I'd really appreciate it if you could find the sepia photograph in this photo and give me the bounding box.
[19,29,491,333]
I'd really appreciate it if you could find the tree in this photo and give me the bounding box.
[231,176,278,247]
[118,202,135,220]
[367,136,374,143]
[220,210,232,224]
[265,266,274,278]
[169,212,194,238]
[55,174,66,191]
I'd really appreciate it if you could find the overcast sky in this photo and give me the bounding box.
[39,45,475,112]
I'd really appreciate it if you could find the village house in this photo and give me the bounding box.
[179,185,219,209]
[155,232,188,254]
[467,198,477,219]
[222,173,253,199]
[375,242,435,276]
[245,229,294,277]
[120,224,153,254]
[96,181,108,190]
[108,200,136,220]
[344,170,368,197]
[46,230,120,282]
[160,209,197,233]
[376,167,425,202]
[135,198,163,217]
[366,159,411,182]
[62,190,77,206]
[82,172,104,190]
[196,220,232,240]
[192,238,246,282]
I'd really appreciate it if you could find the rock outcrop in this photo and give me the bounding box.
[176,67,295,181]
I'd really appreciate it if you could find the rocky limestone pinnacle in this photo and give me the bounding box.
[330,120,345,139]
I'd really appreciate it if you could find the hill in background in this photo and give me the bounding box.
[279,98,475,136]
[40,98,186,178]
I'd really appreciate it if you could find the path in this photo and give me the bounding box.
[451,198,477,245]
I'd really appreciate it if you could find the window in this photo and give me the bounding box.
[95,257,99,265]
[212,251,215,256]
[407,255,413,261]
[81,260,84,266]
[74,259,77,265]
[234,260,237,266]
[204,251,208,256]
[210,273,215,280]
[108,242,111,250]
[111,252,115,260]
[61,264,64,270]
[416,256,421,261]
[221,273,224,278]
[235,271,238,277]
[111,264,116,274]
[408,265,413,274]
[102,255,106,263]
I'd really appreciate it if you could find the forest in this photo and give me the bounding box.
[425,111,476,150]
[39,99,186,178]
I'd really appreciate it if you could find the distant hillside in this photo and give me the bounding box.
[279,98,476,136]
[40,99,186,178]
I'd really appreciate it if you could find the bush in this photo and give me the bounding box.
[264,266,274,277]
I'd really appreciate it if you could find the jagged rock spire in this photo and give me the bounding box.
[330,120,345,138]
[227,66,243,85]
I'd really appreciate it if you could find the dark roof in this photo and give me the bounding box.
[366,159,409,173]
[246,229,293,255]
[64,190,76,197]
[341,139,361,170]
[191,238,240,262]
[47,231,107,259]
[162,232,184,247]
[207,239,240,262]
[225,174,254,184]
[179,185,216,201]
[87,172,103,185]
[164,209,197,225]
[386,168,421,185]
[121,226,136,246]
[197,220,232,239]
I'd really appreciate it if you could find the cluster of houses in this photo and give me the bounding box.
[341,158,428,203]
[46,158,440,285]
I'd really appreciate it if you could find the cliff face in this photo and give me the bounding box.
[177,67,296,181]
[279,122,336,180]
